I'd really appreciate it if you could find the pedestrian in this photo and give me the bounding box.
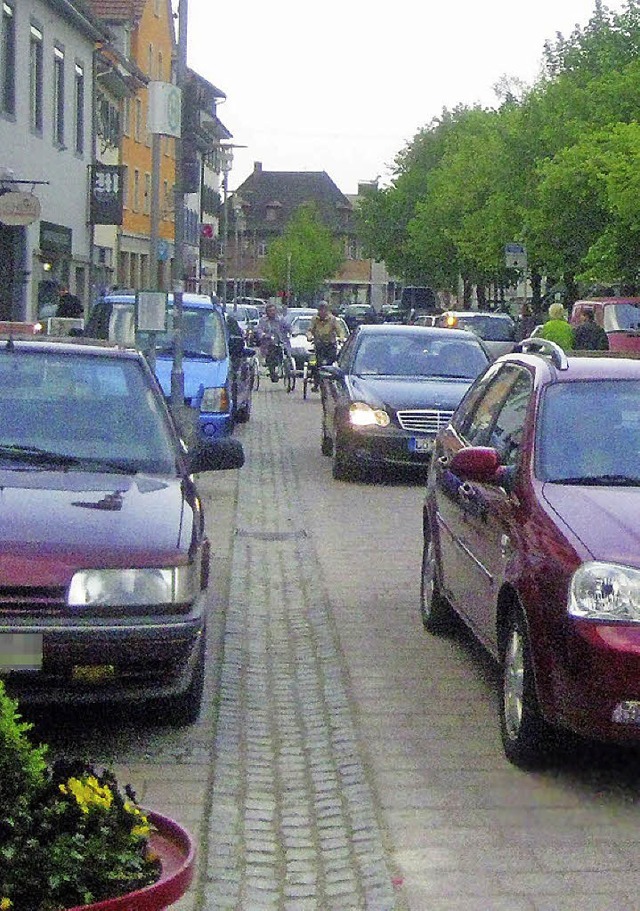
[540,302,574,352]
[573,308,609,351]
[56,288,84,318]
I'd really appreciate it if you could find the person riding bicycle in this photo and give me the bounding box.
[307,301,346,388]
[255,302,292,382]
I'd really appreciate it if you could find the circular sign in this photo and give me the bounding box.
[0,191,41,226]
[167,86,181,135]
[157,239,170,262]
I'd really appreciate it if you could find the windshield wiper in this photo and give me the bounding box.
[553,474,640,486]
[0,445,137,474]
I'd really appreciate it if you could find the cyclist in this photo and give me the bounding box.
[306,301,346,389]
[255,302,291,382]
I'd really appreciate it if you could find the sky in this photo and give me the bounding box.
[186,0,625,197]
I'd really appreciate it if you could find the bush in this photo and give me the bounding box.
[0,682,160,910]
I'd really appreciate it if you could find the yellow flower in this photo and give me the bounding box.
[1,897,13,910]
[60,775,114,813]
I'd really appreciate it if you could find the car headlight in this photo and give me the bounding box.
[569,562,640,622]
[348,401,390,427]
[68,565,199,607]
[200,386,230,413]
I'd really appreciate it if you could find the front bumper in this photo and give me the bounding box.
[0,594,207,707]
[339,423,435,468]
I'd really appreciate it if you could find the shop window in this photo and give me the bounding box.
[74,62,84,153]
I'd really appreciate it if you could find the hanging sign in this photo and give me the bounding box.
[0,191,41,226]
[90,164,124,225]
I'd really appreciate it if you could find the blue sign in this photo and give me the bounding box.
[157,240,170,262]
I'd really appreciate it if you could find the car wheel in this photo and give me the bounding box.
[165,635,206,726]
[499,606,553,768]
[420,538,455,633]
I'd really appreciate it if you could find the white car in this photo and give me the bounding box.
[289,314,349,372]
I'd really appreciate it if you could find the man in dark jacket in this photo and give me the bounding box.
[574,309,609,350]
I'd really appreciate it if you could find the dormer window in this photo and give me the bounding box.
[265,200,281,223]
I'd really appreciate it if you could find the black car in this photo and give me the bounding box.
[319,324,490,480]
[339,304,380,332]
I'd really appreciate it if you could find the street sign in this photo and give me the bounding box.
[148,81,181,138]
[136,291,168,332]
[505,243,527,270]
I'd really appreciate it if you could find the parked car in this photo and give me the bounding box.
[84,293,254,434]
[422,337,640,767]
[229,302,260,337]
[570,298,640,353]
[319,324,490,480]
[436,310,517,359]
[289,313,349,373]
[0,333,244,721]
[339,304,380,332]
[380,304,404,324]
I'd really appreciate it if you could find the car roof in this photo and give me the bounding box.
[101,292,218,311]
[353,323,482,341]
[502,339,640,381]
[442,310,513,320]
[0,335,141,359]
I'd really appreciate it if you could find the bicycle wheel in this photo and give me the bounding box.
[251,357,260,391]
[302,362,309,399]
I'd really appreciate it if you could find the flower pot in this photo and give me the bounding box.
[66,811,196,911]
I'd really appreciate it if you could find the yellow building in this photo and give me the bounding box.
[90,0,176,290]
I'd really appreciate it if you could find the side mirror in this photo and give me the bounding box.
[187,437,245,474]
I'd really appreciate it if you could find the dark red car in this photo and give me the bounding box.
[422,337,640,766]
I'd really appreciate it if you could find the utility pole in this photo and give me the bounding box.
[170,0,188,413]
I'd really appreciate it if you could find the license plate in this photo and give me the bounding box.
[0,633,43,672]
[409,437,433,453]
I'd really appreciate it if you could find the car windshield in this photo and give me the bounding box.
[353,334,488,378]
[0,348,177,474]
[453,315,515,341]
[603,303,640,332]
[537,380,640,484]
[139,306,227,359]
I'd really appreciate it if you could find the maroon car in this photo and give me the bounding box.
[422,337,640,766]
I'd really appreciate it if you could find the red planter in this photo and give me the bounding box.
[67,811,196,911]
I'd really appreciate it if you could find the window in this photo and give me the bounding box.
[122,97,130,136]
[257,240,268,258]
[53,46,65,146]
[134,97,142,141]
[1,2,15,116]
[74,63,84,153]
[121,165,128,208]
[147,43,153,77]
[133,169,140,212]
[144,172,151,215]
[157,51,163,80]
[154,0,161,14]
[29,24,43,132]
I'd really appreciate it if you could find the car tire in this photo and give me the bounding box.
[165,634,206,726]
[420,538,456,633]
[499,606,553,768]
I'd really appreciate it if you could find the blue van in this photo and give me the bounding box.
[84,293,254,437]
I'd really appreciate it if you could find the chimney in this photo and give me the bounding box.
[254,161,262,174]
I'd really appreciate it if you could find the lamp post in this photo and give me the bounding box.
[219,145,233,308]
[233,196,245,309]
[170,0,188,415]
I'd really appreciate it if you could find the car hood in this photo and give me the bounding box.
[346,375,474,410]
[154,355,228,399]
[541,483,640,566]
[0,469,195,586]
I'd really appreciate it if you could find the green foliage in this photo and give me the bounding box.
[370,0,640,297]
[0,681,160,911]
[263,203,344,300]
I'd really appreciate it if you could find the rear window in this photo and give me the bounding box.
[603,303,640,332]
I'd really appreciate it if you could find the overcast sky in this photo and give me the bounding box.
[187,0,623,196]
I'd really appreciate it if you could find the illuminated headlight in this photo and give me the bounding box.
[569,562,640,622]
[200,386,230,412]
[68,565,198,607]
[348,401,390,427]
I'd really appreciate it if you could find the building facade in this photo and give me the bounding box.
[0,0,108,320]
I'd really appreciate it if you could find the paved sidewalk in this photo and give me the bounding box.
[202,386,400,910]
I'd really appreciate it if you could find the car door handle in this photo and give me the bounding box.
[437,454,450,468]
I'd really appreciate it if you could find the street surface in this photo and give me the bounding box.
[35,380,640,911]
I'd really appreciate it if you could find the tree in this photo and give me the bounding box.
[262,204,343,302]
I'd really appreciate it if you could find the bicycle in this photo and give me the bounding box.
[266,340,296,393]
[250,353,260,391]
[302,349,317,399]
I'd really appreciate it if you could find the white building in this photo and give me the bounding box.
[0,0,107,320]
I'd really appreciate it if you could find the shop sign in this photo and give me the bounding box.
[0,191,41,226]
[90,164,124,225]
